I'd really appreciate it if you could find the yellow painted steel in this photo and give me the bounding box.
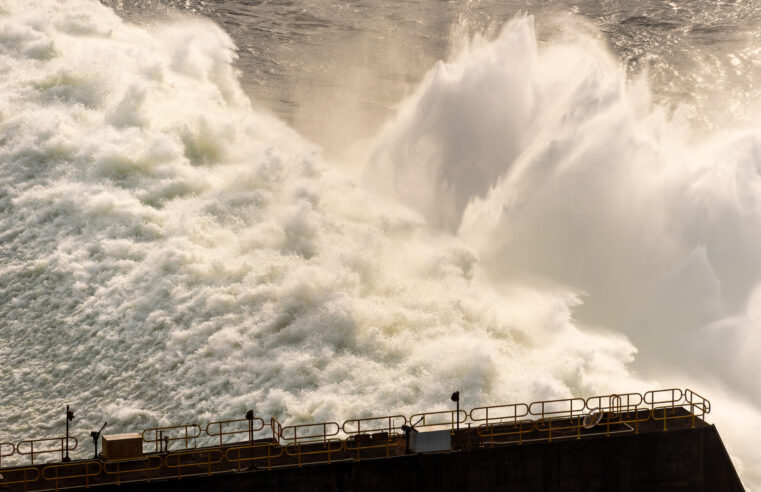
[0,466,40,490]
[280,421,340,445]
[42,460,102,490]
[0,442,14,468]
[206,418,265,446]
[103,455,164,485]
[285,439,343,467]
[142,424,202,452]
[165,448,224,478]
[530,398,586,442]
[408,410,468,432]
[342,415,406,458]
[586,393,650,434]
[270,417,284,443]
[225,442,283,471]
[16,437,78,465]
[476,420,535,447]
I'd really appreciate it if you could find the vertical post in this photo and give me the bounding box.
[64,405,74,462]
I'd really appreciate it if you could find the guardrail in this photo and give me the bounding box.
[42,460,102,491]
[408,410,468,432]
[225,442,283,471]
[165,448,224,478]
[0,466,40,491]
[16,437,78,465]
[206,417,265,446]
[0,442,14,468]
[103,455,164,485]
[142,424,202,453]
[0,387,713,484]
[343,415,407,458]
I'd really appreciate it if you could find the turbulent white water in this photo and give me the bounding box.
[1,0,760,488]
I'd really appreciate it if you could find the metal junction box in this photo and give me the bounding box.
[102,433,143,460]
[409,430,452,453]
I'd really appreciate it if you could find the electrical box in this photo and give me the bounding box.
[409,430,452,453]
[102,433,143,460]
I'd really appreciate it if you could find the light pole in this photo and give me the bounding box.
[64,405,75,462]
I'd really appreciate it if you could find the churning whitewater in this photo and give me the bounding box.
[1,0,760,488]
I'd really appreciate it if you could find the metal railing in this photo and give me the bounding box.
[206,417,265,446]
[342,415,407,458]
[142,424,202,453]
[103,455,164,485]
[280,421,340,445]
[0,466,40,491]
[225,442,283,471]
[16,437,78,465]
[408,410,468,432]
[41,460,102,491]
[0,387,713,488]
[164,448,224,478]
[0,442,14,468]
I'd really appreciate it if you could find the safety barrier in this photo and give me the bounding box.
[280,421,340,445]
[586,393,651,434]
[0,466,40,490]
[206,417,265,446]
[408,410,468,432]
[16,437,78,465]
[225,442,283,471]
[42,460,102,491]
[285,439,344,467]
[165,448,224,478]
[0,387,713,487]
[103,455,164,485]
[0,442,14,468]
[343,415,406,458]
[142,424,202,453]
[270,417,284,444]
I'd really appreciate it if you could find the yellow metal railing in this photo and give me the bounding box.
[408,410,468,432]
[142,424,202,453]
[342,415,407,458]
[225,442,283,471]
[42,460,102,491]
[0,441,14,468]
[586,393,651,434]
[0,466,40,491]
[16,437,78,465]
[165,448,224,478]
[530,398,586,442]
[103,455,164,485]
[285,439,343,467]
[280,421,340,445]
[206,417,265,446]
[270,417,284,444]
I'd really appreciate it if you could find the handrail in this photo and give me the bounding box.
[271,417,284,444]
[0,466,40,490]
[42,460,102,491]
[103,455,164,485]
[16,437,78,465]
[585,393,644,414]
[142,424,202,453]
[477,419,535,447]
[685,389,711,415]
[342,415,407,435]
[280,422,340,444]
[528,398,586,419]
[225,442,283,471]
[284,438,343,467]
[165,448,224,478]
[408,410,468,431]
[644,388,683,408]
[469,403,529,424]
[0,441,15,468]
[206,418,265,446]
[342,415,406,459]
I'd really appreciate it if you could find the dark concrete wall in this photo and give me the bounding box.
[105,425,743,492]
